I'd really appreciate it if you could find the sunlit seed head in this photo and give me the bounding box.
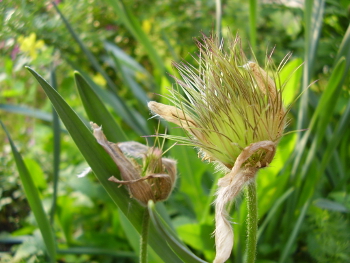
[149,34,287,169]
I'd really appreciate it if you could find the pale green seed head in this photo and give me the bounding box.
[149,34,287,170]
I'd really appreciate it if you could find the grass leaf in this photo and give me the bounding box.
[0,104,53,122]
[53,3,147,135]
[74,72,128,142]
[148,201,207,263]
[1,121,57,263]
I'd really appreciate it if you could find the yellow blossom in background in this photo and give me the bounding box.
[17,33,45,60]
[135,71,147,82]
[92,73,107,86]
[142,18,153,34]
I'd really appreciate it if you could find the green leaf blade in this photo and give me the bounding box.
[74,72,128,142]
[1,121,57,263]
[148,201,207,263]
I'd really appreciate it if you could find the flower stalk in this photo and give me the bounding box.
[140,208,150,263]
[246,181,258,263]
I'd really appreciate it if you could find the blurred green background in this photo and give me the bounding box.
[0,0,349,262]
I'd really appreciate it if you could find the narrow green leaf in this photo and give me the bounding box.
[160,30,180,62]
[335,23,350,67]
[1,121,56,263]
[58,247,136,258]
[176,223,215,254]
[53,3,147,135]
[110,54,149,104]
[200,172,220,224]
[314,198,349,213]
[249,0,258,52]
[257,188,294,240]
[170,127,207,219]
[67,59,148,135]
[0,104,52,122]
[148,201,207,263]
[105,0,165,77]
[297,0,325,130]
[321,102,350,174]
[26,67,182,262]
[52,3,117,93]
[279,200,310,263]
[293,58,346,179]
[215,0,222,40]
[104,41,151,76]
[313,58,346,141]
[74,72,128,142]
[50,64,61,225]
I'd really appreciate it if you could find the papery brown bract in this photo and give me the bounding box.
[91,122,177,206]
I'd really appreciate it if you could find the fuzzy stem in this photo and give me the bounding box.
[140,208,150,263]
[245,180,257,263]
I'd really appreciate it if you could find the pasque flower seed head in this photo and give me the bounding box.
[148,34,286,171]
[148,34,290,262]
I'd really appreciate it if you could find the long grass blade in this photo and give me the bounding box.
[249,0,258,52]
[66,60,148,135]
[0,104,52,122]
[279,200,310,263]
[148,201,207,263]
[74,72,128,142]
[109,0,165,74]
[110,53,149,104]
[50,64,61,225]
[292,57,346,178]
[52,3,147,135]
[320,102,350,178]
[104,41,151,77]
[257,188,294,240]
[1,121,57,263]
[169,127,207,219]
[297,0,325,131]
[215,0,222,40]
[52,3,117,93]
[58,247,136,258]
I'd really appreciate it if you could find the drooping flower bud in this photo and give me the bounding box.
[148,34,289,262]
[91,122,177,206]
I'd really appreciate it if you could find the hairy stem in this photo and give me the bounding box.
[246,180,258,263]
[140,208,150,263]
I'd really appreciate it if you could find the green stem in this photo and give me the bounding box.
[140,208,150,263]
[246,180,258,263]
[215,0,222,40]
[249,0,257,52]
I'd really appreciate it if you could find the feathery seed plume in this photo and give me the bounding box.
[148,34,289,262]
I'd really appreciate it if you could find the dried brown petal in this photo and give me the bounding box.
[91,122,177,205]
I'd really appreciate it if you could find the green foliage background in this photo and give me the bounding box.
[0,0,349,262]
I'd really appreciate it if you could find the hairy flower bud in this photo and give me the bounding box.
[148,34,290,262]
[91,122,177,206]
